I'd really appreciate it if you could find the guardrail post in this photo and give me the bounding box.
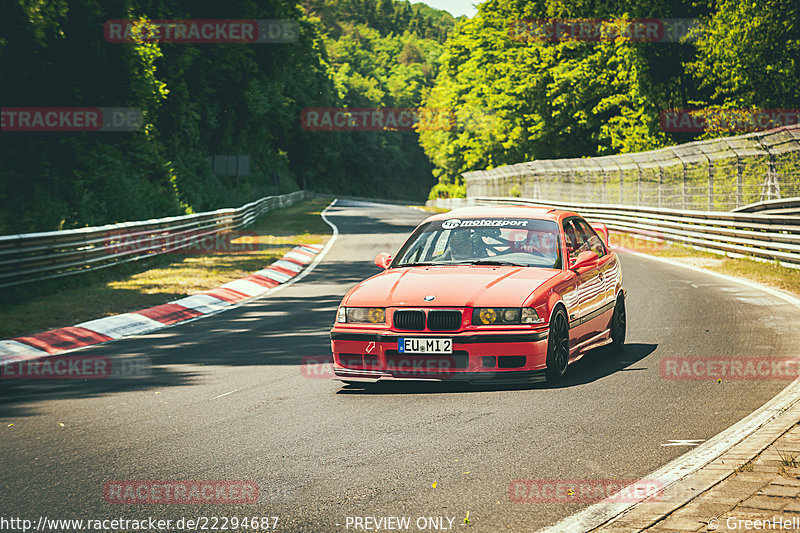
[754,133,781,202]
[681,159,687,210]
[601,168,607,204]
[637,163,642,206]
[736,156,743,207]
[765,161,781,200]
[707,159,714,211]
[569,169,575,202]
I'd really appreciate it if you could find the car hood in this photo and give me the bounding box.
[344,265,561,308]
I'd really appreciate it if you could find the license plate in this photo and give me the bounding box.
[398,337,452,354]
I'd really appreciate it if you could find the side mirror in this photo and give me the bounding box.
[374,252,392,269]
[570,250,598,270]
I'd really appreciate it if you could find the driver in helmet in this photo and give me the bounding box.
[446,229,479,261]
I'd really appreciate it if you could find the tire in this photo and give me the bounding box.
[611,292,627,349]
[545,308,570,382]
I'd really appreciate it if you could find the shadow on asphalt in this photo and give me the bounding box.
[0,203,431,416]
[319,213,418,234]
[335,342,658,395]
[0,202,654,414]
[0,258,381,417]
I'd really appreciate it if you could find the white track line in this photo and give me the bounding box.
[252,198,339,296]
[539,252,800,533]
[211,389,239,400]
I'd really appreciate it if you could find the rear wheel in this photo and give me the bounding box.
[611,292,627,349]
[545,308,570,382]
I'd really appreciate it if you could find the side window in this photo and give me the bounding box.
[574,219,607,258]
[562,220,576,256]
[562,219,590,260]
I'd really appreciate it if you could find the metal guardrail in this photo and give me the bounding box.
[0,190,311,289]
[427,196,800,267]
[732,197,800,216]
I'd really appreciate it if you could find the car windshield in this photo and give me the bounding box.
[393,218,561,269]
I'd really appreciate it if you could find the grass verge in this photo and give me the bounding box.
[0,197,333,340]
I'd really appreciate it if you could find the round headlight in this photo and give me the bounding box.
[368,308,385,323]
[344,307,386,324]
[479,308,497,324]
[503,309,519,322]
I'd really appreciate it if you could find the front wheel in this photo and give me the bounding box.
[545,308,570,382]
[611,292,626,349]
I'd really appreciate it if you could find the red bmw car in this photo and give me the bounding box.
[329,205,626,383]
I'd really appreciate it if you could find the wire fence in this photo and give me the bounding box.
[463,124,800,211]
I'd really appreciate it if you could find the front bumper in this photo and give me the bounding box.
[329,330,549,382]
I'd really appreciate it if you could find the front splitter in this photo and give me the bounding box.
[333,368,547,384]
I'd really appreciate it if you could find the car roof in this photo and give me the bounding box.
[424,204,578,223]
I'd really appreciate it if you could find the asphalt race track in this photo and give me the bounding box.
[2,200,800,532]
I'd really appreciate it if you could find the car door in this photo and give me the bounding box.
[562,217,605,344]
[561,218,590,343]
[572,217,616,337]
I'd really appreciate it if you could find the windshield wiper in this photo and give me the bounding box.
[451,260,524,266]
[395,262,443,267]
[397,260,526,267]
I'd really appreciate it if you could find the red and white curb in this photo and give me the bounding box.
[0,243,326,366]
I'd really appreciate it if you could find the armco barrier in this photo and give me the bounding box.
[732,197,800,216]
[0,190,311,289]
[426,196,800,266]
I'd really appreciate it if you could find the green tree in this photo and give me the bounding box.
[419,0,687,198]
[689,0,800,108]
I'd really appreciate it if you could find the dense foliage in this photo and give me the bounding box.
[306,0,456,201]
[421,0,800,198]
[2,0,798,229]
[0,0,454,232]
